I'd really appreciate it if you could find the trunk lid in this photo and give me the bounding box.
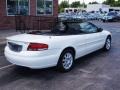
[7,34,52,43]
[6,34,52,52]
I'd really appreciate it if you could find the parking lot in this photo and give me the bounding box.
[0,21,120,90]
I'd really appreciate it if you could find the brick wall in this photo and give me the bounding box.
[0,0,58,30]
[0,0,6,16]
[0,0,15,30]
[30,0,36,16]
[0,16,15,30]
[53,0,59,17]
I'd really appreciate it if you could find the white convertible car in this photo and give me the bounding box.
[4,20,112,72]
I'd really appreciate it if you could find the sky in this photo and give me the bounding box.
[59,0,106,4]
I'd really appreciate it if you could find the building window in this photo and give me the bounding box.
[37,0,44,14]
[7,0,29,15]
[37,0,53,15]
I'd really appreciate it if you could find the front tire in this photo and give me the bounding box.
[57,49,75,72]
[103,36,111,51]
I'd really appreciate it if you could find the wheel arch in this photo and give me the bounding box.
[58,46,76,63]
[107,35,112,40]
[56,46,76,72]
[61,47,76,57]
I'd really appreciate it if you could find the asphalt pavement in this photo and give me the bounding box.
[0,21,120,90]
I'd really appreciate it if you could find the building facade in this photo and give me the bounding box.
[87,4,110,12]
[0,0,58,30]
[86,4,120,13]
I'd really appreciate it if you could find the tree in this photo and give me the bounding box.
[70,1,82,8]
[59,1,69,12]
[103,0,115,6]
[89,1,99,4]
[103,0,120,6]
[114,0,120,6]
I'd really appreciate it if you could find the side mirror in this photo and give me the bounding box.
[98,28,103,32]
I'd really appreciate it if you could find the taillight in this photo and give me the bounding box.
[27,43,48,51]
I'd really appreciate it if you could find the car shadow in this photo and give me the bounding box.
[75,49,105,67]
[0,49,109,87]
[13,49,107,77]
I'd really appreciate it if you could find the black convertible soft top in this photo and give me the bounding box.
[28,19,86,36]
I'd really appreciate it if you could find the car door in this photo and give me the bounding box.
[74,22,104,58]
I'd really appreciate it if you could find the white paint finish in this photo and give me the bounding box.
[4,30,111,69]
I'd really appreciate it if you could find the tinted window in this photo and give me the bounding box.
[80,22,98,33]
[7,0,29,15]
[68,23,80,31]
[67,23,81,34]
[37,0,53,15]
[52,22,81,34]
[52,22,98,34]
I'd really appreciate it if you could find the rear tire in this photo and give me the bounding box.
[103,20,106,22]
[103,36,111,51]
[57,49,75,72]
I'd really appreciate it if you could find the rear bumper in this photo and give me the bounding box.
[4,47,60,69]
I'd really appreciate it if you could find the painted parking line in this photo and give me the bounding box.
[79,69,92,74]
[0,64,14,70]
[115,31,120,33]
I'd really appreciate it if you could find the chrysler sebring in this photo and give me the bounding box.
[4,20,112,72]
